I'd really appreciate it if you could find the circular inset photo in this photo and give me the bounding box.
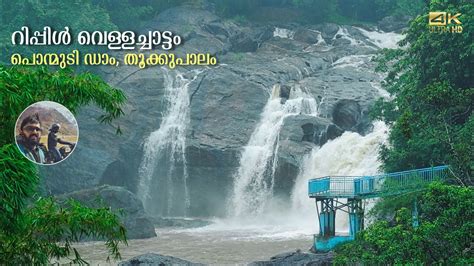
[15,101,79,165]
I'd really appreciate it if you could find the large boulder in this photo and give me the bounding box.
[378,15,412,32]
[119,253,203,266]
[39,4,392,218]
[293,28,323,44]
[57,185,156,239]
[313,23,340,41]
[332,99,362,131]
[250,250,333,266]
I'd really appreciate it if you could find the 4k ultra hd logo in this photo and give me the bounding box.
[429,12,463,33]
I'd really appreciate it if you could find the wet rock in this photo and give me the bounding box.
[57,185,156,239]
[40,4,390,218]
[332,99,361,131]
[273,116,343,197]
[230,32,259,52]
[273,139,312,196]
[280,84,291,101]
[184,145,238,217]
[378,15,411,32]
[119,253,204,266]
[279,116,334,145]
[322,124,344,145]
[314,23,339,41]
[152,217,212,228]
[203,21,231,37]
[293,28,322,44]
[249,250,333,266]
[332,38,351,47]
[100,160,137,192]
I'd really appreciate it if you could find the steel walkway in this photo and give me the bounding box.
[307,165,450,251]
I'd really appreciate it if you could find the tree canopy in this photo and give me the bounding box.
[336,0,473,263]
[0,65,127,264]
[372,0,473,185]
[335,183,474,264]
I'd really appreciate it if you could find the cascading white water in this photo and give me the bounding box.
[72,21,408,266]
[333,26,361,46]
[331,54,374,69]
[273,27,295,39]
[137,69,199,217]
[192,121,388,239]
[354,26,404,49]
[312,30,326,46]
[290,121,388,231]
[229,84,318,217]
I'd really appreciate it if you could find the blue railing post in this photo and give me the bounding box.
[412,198,419,228]
[354,178,361,194]
[348,199,364,238]
[319,199,336,237]
[308,165,449,252]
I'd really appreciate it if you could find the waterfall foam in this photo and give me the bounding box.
[333,26,361,46]
[354,27,404,49]
[290,121,388,231]
[273,27,295,39]
[331,54,373,69]
[187,121,388,238]
[137,69,200,217]
[229,84,318,217]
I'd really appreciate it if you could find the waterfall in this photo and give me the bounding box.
[290,121,388,231]
[331,54,373,69]
[333,26,361,46]
[137,69,199,217]
[229,84,318,217]
[354,26,404,49]
[273,27,295,39]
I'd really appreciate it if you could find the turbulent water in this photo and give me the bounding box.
[137,69,200,217]
[355,26,404,49]
[273,27,295,39]
[291,121,388,231]
[69,228,311,265]
[82,26,403,265]
[229,84,318,217]
[72,122,388,265]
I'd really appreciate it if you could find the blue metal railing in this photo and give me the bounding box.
[308,166,449,198]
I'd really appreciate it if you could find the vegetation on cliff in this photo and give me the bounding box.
[336,0,473,263]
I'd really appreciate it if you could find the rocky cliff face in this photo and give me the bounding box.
[40,6,403,217]
[56,185,156,239]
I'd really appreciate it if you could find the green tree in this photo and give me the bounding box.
[92,0,154,31]
[336,0,474,263]
[335,183,474,264]
[0,65,127,264]
[372,0,473,184]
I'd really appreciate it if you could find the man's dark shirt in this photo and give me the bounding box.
[16,135,46,163]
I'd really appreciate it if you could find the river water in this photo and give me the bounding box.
[71,26,400,265]
[72,121,387,265]
[71,225,312,264]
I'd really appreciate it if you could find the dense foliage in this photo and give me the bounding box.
[0,0,116,63]
[0,0,427,62]
[0,65,127,264]
[210,0,425,23]
[336,0,473,263]
[0,66,125,143]
[335,183,474,264]
[372,0,473,185]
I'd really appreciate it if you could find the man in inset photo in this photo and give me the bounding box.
[48,123,75,163]
[16,113,47,164]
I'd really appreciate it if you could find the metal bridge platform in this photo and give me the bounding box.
[307,165,449,251]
